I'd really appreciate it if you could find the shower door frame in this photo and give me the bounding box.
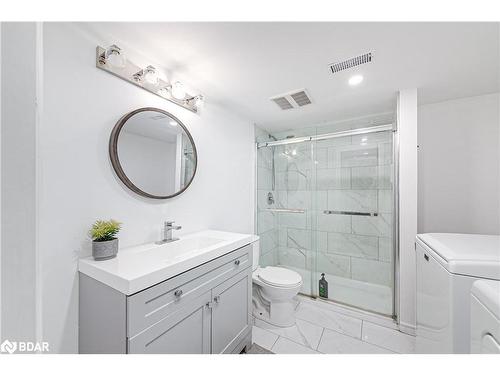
[255,123,400,322]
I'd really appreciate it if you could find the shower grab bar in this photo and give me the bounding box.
[323,210,378,217]
[262,208,306,214]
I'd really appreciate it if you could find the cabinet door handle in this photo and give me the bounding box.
[423,254,429,261]
[174,289,183,298]
[234,260,240,266]
[214,296,220,303]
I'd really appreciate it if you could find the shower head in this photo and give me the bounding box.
[268,134,278,141]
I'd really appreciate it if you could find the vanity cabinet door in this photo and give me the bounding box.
[128,291,212,354]
[127,245,250,338]
[211,270,252,354]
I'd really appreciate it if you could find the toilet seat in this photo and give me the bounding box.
[257,266,302,288]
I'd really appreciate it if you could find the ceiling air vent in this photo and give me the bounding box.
[290,91,312,106]
[270,89,312,110]
[329,52,373,74]
[271,97,294,110]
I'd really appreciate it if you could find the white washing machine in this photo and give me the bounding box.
[415,233,500,354]
[470,279,500,354]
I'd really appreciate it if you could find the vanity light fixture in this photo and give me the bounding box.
[133,65,159,85]
[170,81,186,100]
[96,45,203,113]
[144,66,159,85]
[186,94,204,109]
[98,44,127,69]
[158,87,171,98]
[194,95,204,108]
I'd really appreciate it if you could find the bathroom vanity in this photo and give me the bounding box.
[78,230,257,354]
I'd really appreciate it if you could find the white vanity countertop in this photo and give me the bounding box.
[78,230,259,295]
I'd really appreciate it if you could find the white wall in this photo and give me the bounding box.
[0,22,38,343]
[38,23,254,352]
[418,93,500,235]
[0,22,3,341]
[397,89,418,333]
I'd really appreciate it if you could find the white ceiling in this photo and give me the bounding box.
[82,22,499,132]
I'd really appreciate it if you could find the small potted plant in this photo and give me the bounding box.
[89,219,122,260]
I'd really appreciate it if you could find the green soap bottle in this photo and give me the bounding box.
[319,273,328,299]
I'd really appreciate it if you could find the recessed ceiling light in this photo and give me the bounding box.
[348,75,363,86]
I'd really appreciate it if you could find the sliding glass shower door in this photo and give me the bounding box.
[311,129,394,315]
[256,125,395,317]
[256,140,315,295]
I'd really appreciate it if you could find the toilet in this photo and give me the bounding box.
[251,241,303,327]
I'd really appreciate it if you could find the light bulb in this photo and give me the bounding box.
[194,95,204,108]
[105,45,126,69]
[158,87,170,97]
[143,66,159,85]
[171,81,186,100]
[348,75,363,86]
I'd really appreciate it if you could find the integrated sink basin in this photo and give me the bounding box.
[78,230,258,295]
[136,236,225,259]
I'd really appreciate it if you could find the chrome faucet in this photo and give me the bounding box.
[156,221,182,244]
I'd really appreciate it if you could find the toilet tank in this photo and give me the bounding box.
[251,240,260,271]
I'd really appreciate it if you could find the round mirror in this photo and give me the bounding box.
[109,107,197,199]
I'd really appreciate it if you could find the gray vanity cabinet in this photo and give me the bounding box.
[211,271,252,353]
[128,291,212,354]
[79,244,252,354]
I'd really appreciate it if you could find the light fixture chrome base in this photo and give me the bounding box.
[96,46,198,113]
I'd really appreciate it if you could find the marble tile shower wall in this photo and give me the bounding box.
[272,131,394,289]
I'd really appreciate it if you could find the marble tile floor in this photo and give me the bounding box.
[245,344,274,354]
[252,296,415,354]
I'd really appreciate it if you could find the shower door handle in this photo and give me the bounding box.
[262,208,305,214]
[323,210,378,217]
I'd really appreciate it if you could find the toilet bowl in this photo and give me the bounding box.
[251,241,302,327]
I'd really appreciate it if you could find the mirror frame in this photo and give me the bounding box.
[109,107,198,199]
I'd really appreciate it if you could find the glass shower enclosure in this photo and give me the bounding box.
[256,123,396,317]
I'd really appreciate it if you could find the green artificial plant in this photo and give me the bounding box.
[89,219,122,242]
